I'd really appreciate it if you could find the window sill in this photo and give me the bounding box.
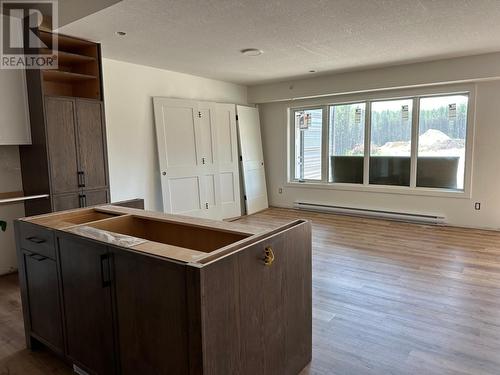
[284,181,471,199]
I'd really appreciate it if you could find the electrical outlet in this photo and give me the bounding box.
[474,202,481,210]
[278,187,283,194]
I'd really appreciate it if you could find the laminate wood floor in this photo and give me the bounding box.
[2,208,500,374]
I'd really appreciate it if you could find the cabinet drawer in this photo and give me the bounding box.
[19,221,56,259]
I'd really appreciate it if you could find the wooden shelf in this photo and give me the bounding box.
[42,70,97,82]
[39,30,96,51]
[40,49,96,65]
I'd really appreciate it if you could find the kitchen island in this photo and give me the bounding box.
[14,205,312,375]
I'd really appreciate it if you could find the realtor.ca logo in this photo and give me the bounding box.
[1,0,58,69]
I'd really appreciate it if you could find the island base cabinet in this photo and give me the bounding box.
[190,221,313,375]
[16,212,312,375]
[58,235,116,375]
[112,250,189,374]
[23,252,64,353]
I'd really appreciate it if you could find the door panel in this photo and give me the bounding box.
[198,107,215,165]
[198,102,221,219]
[24,253,63,352]
[52,193,80,212]
[168,176,203,215]
[204,174,216,207]
[216,104,241,218]
[236,105,268,215]
[45,97,79,194]
[154,98,206,217]
[163,105,199,168]
[58,235,115,375]
[76,100,107,191]
[82,189,109,207]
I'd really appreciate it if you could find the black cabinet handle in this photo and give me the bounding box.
[77,171,83,188]
[26,236,46,244]
[30,253,48,261]
[79,194,87,208]
[77,171,86,188]
[100,254,111,288]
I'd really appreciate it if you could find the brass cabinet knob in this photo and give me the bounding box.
[264,246,275,266]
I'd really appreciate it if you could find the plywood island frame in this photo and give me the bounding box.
[15,205,312,374]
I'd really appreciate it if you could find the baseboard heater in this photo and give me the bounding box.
[294,202,446,225]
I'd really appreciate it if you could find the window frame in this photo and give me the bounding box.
[287,85,475,199]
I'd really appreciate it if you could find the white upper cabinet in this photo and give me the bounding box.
[0,69,31,145]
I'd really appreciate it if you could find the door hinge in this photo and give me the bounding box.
[239,155,242,162]
[205,202,209,209]
[198,111,202,118]
[244,195,247,201]
[236,114,239,121]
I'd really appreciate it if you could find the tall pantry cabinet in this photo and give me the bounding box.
[20,31,110,216]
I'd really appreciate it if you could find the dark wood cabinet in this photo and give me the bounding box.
[58,235,116,375]
[198,222,312,375]
[45,97,80,195]
[21,31,109,216]
[82,189,109,208]
[16,208,312,375]
[52,193,81,212]
[23,251,64,352]
[112,249,189,374]
[75,100,108,191]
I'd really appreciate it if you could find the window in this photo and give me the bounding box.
[289,90,471,194]
[329,102,365,183]
[417,95,468,190]
[293,108,323,181]
[370,99,413,186]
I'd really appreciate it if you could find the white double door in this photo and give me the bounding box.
[154,98,241,220]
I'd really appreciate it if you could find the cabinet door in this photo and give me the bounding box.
[45,97,79,194]
[81,189,109,207]
[52,193,81,212]
[75,100,108,191]
[23,252,63,352]
[112,249,189,374]
[58,235,116,375]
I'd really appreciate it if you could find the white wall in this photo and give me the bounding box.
[257,79,500,230]
[248,52,500,103]
[102,58,248,211]
[0,146,25,275]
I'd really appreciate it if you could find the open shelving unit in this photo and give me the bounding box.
[38,30,102,99]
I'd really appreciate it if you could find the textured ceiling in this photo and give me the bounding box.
[59,0,500,85]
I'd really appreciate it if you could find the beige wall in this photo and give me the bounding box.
[257,80,500,230]
[101,58,248,211]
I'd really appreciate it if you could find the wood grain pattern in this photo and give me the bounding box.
[57,234,116,375]
[22,253,64,353]
[75,100,108,191]
[44,98,79,195]
[112,249,189,374]
[198,220,312,375]
[5,208,500,374]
